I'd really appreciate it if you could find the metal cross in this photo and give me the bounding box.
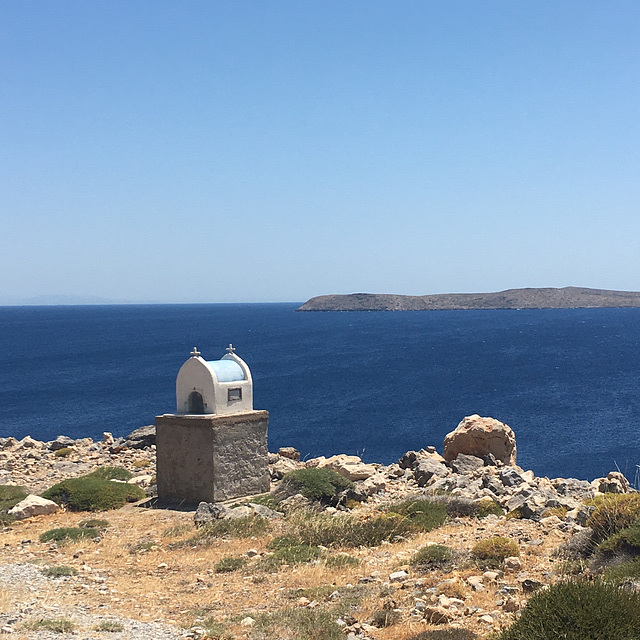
[226,343,236,354]
[190,347,201,357]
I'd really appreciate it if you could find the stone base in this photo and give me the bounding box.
[155,411,269,504]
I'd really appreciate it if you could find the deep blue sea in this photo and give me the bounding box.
[0,303,639,482]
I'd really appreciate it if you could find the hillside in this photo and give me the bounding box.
[297,287,640,312]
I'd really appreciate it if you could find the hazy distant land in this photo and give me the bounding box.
[297,287,640,312]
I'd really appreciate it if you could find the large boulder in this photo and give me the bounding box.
[443,415,516,465]
[9,495,59,520]
[124,425,156,449]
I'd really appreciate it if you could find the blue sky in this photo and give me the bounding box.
[1,1,638,303]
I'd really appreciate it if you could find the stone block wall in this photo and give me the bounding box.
[155,411,269,503]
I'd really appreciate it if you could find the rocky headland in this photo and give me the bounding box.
[297,286,640,312]
[0,416,635,639]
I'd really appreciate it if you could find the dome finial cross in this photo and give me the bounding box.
[226,343,236,354]
[190,347,201,357]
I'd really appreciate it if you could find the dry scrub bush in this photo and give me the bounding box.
[412,544,455,571]
[406,630,477,640]
[250,607,343,640]
[586,493,640,543]
[471,536,519,562]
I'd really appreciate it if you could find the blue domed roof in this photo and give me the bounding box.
[205,359,245,382]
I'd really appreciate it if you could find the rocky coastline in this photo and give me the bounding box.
[0,415,635,639]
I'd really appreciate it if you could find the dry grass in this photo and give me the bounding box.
[0,502,572,639]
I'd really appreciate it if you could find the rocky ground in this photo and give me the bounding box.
[0,416,633,639]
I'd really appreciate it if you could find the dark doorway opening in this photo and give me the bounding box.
[188,391,205,414]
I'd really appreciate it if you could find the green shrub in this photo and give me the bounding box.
[407,630,477,640]
[22,618,76,633]
[324,553,360,568]
[386,498,448,532]
[41,565,78,578]
[260,537,323,571]
[496,580,640,640]
[54,447,73,457]
[275,468,354,505]
[412,544,455,570]
[0,485,28,511]
[587,493,640,544]
[602,557,640,583]
[39,527,98,543]
[88,466,133,481]
[93,621,125,632]
[42,476,144,511]
[596,515,640,559]
[78,518,110,530]
[472,536,519,562]
[215,555,247,573]
[252,607,343,640]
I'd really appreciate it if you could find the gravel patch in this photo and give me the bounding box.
[0,563,184,639]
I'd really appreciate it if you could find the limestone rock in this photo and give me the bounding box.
[48,435,75,451]
[318,454,377,481]
[423,606,453,624]
[17,436,43,450]
[450,453,485,475]
[444,415,516,465]
[414,459,449,487]
[270,457,300,480]
[592,471,629,494]
[124,425,156,449]
[194,502,229,526]
[8,494,58,520]
[352,473,387,500]
[278,446,300,461]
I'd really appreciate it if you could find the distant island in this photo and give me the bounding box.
[297,286,640,312]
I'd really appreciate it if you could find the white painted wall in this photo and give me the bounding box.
[176,351,253,415]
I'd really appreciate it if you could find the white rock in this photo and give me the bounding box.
[318,454,377,481]
[8,495,58,520]
[127,474,154,487]
[389,570,409,582]
[240,617,255,627]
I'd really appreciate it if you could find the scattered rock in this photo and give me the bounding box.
[193,502,229,526]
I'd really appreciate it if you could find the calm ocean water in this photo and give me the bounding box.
[0,303,639,482]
